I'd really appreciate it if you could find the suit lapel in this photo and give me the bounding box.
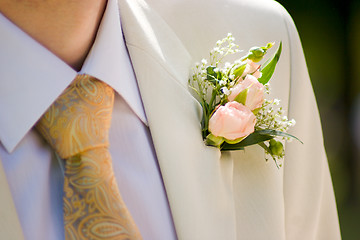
[118,0,237,239]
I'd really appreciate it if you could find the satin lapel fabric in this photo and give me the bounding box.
[118,0,237,239]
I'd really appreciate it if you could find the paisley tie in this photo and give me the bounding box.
[36,74,142,240]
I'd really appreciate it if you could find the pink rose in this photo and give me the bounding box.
[228,75,264,110]
[241,60,261,78]
[209,101,256,140]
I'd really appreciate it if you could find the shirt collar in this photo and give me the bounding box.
[81,0,147,125]
[0,0,147,153]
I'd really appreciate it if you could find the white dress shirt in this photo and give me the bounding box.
[0,0,177,239]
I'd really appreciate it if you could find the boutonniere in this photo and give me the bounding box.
[189,33,301,167]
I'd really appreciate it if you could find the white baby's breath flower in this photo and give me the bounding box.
[201,59,208,65]
[214,68,219,73]
[224,62,231,68]
[288,119,296,126]
[219,80,226,86]
[229,74,235,79]
[221,87,231,95]
[274,99,280,105]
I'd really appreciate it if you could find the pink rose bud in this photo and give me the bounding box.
[228,75,264,110]
[241,60,261,78]
[209,101,256,140]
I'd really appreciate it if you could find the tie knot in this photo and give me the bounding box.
[36,74,114,158]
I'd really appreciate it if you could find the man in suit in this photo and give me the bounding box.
[0,0,341,239]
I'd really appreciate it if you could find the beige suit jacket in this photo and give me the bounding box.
[0,0,341,239]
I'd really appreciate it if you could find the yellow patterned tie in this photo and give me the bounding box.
[36,74,142,240]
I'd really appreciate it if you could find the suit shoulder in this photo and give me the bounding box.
[146,0,297,61]
[148,0,294,32]
[148,0,291,20]
[215,0,294,24]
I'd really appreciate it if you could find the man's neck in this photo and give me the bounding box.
[0,0,107,71]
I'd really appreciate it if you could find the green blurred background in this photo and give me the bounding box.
[276,0,360,238]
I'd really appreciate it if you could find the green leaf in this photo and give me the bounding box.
[221,131,274,151]
[220,129,302,151]
[233,88,248,105]
[258,41,282,85]
[233,63,246,79]
[220,145,245,151]
[255,129,303,144]
[205,133,224,147]
[206,66,222,84]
